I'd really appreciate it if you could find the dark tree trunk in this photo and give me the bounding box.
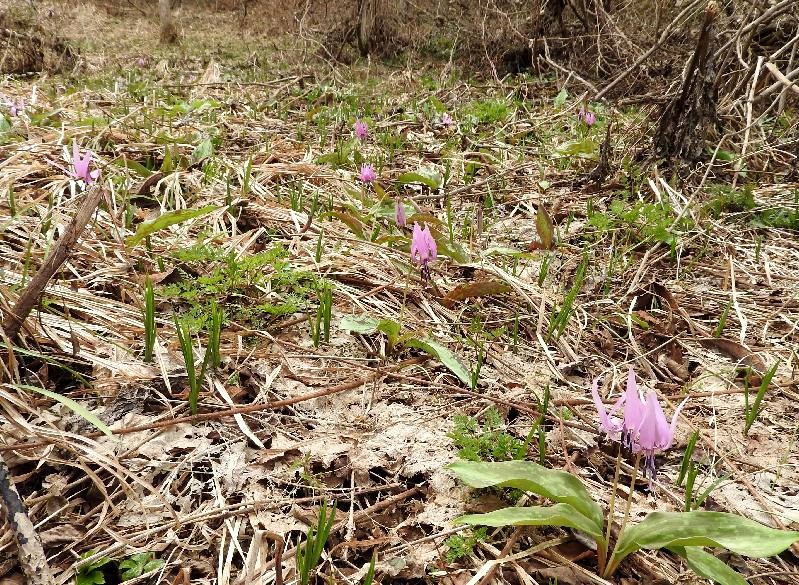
[654,1,720,162]
[159,0,179,45]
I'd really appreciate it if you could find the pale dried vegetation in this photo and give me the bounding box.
[0,0,798,584]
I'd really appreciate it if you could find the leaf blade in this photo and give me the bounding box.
[125,205,219,247]
[455,503,603,539]
[448,460,604,538]
[611,511,799,569]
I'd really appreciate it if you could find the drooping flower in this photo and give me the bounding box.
[621,368,647,453]
[9,98,24,117]
[578,107,596,126]
[592,368,688,479]
[637,390,688,478]
[358,164,376,183]
[395,198,407,228]
[354,118,369,140]
[590,377,623,438]
[410,222,437,281]
[71,143,101,184]
[440,112,455,127]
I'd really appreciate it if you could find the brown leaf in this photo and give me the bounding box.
[441,280,512,308]
[697,338,766,373]
[535,204,555,250]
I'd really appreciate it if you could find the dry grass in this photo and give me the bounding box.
[0,1,798,584]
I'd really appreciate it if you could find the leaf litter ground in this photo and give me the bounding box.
[0,3,798,584]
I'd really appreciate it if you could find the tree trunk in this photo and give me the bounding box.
[357,0,377,57]
[159,0,179,45]
[654,1,720,162]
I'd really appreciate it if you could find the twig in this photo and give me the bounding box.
[2,187,104,341]
[0,452,53,585]
[594,0,704,100]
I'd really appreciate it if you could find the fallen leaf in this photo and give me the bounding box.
[441,280,512,308]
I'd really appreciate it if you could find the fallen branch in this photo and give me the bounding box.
[2,186,104,341]
[0,453,53,585]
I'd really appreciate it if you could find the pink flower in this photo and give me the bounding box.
[395,198,407,228]
[410,222,437,280]
[578,107,596,126]
[590,377,623,438]
[441,112,454,127]
[621,368,647,452]
[71,143,101,184]
[354,119,369,140]
[358,164,376,183]
[637,390,688,478]
[9,98,24,117]
[591,368,688,479]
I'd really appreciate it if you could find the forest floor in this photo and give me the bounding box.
[1,2,798,585]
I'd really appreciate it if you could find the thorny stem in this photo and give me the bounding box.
[604,452,642,578]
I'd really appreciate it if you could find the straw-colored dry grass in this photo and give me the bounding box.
[1,1,798,584]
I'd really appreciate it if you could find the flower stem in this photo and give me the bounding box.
[603,452,641,578]
[620,453,641,535]
[598,447,622,576]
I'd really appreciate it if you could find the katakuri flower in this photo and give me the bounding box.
[354,118,369,140]
[71,143,101,184]
[637,390,688,478]
[358,164,376,183]
[621,368,647,453]
[410,222,437,281]
[9,98,24,117]
[592,368,688,479]
[578,107,596,126]
[395,198,407,228]
[590,377,623,438]
[440,112,455,127]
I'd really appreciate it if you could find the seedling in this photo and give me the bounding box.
[675,430,699,486]
[449,406,525,462]
[549,252,588,339]
[312,281,334,347]
[744,360,779,434]
[175,315,202,414]
[143,277,156,363]
[296,500,336,585]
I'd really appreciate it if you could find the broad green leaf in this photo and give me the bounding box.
[448,460,604,537]
[341,316,401,348]
[455,503,603,540]
[669,547,747,585]
[340,315,381,335]
[405,338,471,386]
[553,88,568,108]
[191,138,214,163]
[125,205,219,247]
[610,511,799,570]
[16,384,112,437]
[396,170,442,190]
[555,138,598,158]
[111,156,152,177]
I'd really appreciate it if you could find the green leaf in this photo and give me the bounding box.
[405,338,471,386]
[610,511,799,570]
[340,315,381,335]
[396,170,442,190]
[191,138,214,163]
[555,138,599,158]
[447,460,604,538]
[16,384,112,437]
[110,157,152,177]
[119,552,165,580]
[669,546,747,585]
[125,205,218,247]
[455,503,603,540]
[553,88,568,108]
